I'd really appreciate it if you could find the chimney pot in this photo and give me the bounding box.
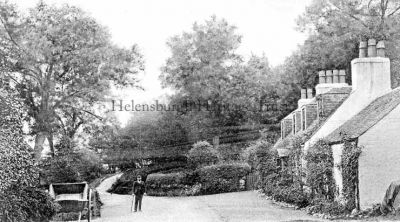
[359,41,367,58]
[368,39,377,57]
[307,88,313,99]
[339,70,346,83]
[318,70,326,84]
[326,70,333,83]
[377,40,385,57]
[301,89,307,99]
[332,69,339,83]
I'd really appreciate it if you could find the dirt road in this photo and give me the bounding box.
[95,174,325,222]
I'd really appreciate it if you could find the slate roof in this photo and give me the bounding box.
[324,87,352,94]
[273,119,323,155]
[326,87,400,143]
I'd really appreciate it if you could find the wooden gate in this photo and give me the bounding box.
[246,173,259,190]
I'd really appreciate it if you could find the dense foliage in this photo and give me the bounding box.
[341,136,363,212]
[0,91,59,222]
[305,139,335,201]
[160,16,280,144]
[40,137,104,184]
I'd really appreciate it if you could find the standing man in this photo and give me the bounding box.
[132,175,146,212]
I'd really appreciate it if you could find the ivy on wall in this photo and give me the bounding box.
[305,139,335,200]
[341,135,362,211]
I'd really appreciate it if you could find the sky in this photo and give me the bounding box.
[12,0,312,124]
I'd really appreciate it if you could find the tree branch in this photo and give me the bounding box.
[388,3,400,16]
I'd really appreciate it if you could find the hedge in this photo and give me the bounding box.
[107,160,187,194]
[146,172,200,196]
[195,163,251,195]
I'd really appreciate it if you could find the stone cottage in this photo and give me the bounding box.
[275,39,400,209]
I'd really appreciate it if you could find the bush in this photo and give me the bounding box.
[307,198,346,217]
[0,184,60,222]
[41,155,82,184]
[271,182,309,207]
[252,141,278,193]
[195,163,251,194]
[40,138,104,185]
[187,141,218,168]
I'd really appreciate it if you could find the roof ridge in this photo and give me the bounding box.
[326,88,400,143]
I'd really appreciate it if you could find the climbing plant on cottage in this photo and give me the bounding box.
[340,135,363,211]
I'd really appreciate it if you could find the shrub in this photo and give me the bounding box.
[195,163,251,194]
[253,141,278,193]
[307,198,346,217]
[41,155,82,184]
[0,186,60,222]
[187,141,218,168]
[271,182,309,207]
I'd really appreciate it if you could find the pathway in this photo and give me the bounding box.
[94,174,325,222]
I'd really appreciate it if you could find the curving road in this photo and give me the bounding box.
[95,174,325,222]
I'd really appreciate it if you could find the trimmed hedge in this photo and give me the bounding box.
[146,163,251,196]
[195,163,251,195]
[146,172,197,196]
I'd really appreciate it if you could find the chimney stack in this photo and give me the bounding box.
[319,70,326,84]
[367,39,377,57]
[326,70,333,83]
[351,39,390,97]
[339,70,346,83]
[377,41,385,57]
[359,41,367,58]
[307,88,313,98]
[301,89,307,99]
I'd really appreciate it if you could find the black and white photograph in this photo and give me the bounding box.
[2,0,400,221]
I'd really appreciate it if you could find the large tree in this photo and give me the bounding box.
[0,2,144,160]
[160,16,277,136]
[273,0,400,122]
[295,0,400,87]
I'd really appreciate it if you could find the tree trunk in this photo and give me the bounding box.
[47,133,54,157]
[34,132,47,161]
